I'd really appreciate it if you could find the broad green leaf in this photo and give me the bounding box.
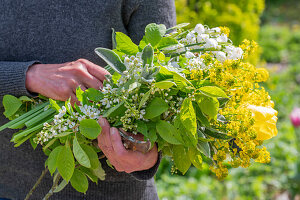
[79,167,98,183]
[173,72,194,92]
[173,116,194,146]
[137,120,148,136]
[154,81,175,89]
[95,47,126,74]
[157,37,179,50]
[156,120,181,145]
[85,88,104,102]
[57,145,75,181]
[173,145,191,174]
[92,163,106,181]
[146,122,158,143]
[115,32,139,55]
[79,119,102,139]
[139,90,151,109]
[47,146,63,175]
[144,97,169,119]
[196,95,219,120]
[188,147,203,169]
[192,102,210,127]
[197,141,211,158]
[102,101,126,118]
[203,127,233,140]
[70,169,88,193]
[141,44,154,67]
[3,95,22,118]
[19,96,33,102]
[179,99,198,146]
[199,86,228,98]
[145,23,166,46]
[73,136,91,168]
[218,97,230,108]
[81,144,100,169]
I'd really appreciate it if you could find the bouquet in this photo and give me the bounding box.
[0,22,278,197]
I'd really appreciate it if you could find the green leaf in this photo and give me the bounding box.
[111,28,117,49]
[57,145,75,181]
[102,101,126,118]
[139,90,151,109]
[198,86,228,98]
[146,122,158,143]
[95,47,126,74]
[85,88,104,102]
[203,127,233,140]
[166,23,190,32]
[19,96,33,102]
[73,136,91,168]
[54,179,69,193]
[145,23,166,46]
[144,97,169,119]
[192,102,210,127]
[49,99,61,112]
[70,169,88,193]
[79,167,98,183]
[76,87,85,103]
[179,98,198,146]
[115,32,139,55]
[137,120,148,136]
[154,81,175,89]
[156,120,181,145]
[218,97,230,108]
[173,72,194,92]
[3,95,22,118]
[172,145,191,174]
[196,95,219,120]
[141,44,154,67]
[157,37,179,50]
[188,147,203,169]
[112,72,122,84]
[197,129,211,158]
[92,163,106,181]
[79,119,102,140]
[81,144,100,169]
[138,36,147,50]
[45,142,62,172]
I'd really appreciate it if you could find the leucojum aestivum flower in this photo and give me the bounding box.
[0,23,278,197]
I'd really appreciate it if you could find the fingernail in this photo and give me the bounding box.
[110,127,117,135]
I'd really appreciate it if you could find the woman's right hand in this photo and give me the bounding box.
[25,59,110,104]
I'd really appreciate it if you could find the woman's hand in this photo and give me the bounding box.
[97,117,158,173]
[25,59,109,104]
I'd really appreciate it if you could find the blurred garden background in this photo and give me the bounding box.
[155,0,300,199]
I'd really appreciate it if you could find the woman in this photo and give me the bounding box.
[0,0,176,199]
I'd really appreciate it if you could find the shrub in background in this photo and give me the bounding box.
[175,0,265,45]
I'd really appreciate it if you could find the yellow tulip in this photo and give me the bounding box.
[247,105,278,140]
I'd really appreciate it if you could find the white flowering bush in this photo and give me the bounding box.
[0,23,277,197]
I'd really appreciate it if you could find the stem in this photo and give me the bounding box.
[24,167,49,200]
[42,173,61,200]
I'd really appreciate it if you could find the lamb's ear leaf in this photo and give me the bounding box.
[94,48,126,74]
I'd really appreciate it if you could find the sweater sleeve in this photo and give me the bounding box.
[123,0,177,44]
[122,0,176,180]
[0,61,39,103]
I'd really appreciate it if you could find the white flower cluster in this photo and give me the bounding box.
[35,104,101,145]
[167,24,243,63]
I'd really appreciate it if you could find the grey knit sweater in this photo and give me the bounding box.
[0,1,176,199]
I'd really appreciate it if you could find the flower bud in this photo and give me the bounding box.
[290,107,300,128]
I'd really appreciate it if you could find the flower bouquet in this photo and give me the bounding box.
[0,22,278,197]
